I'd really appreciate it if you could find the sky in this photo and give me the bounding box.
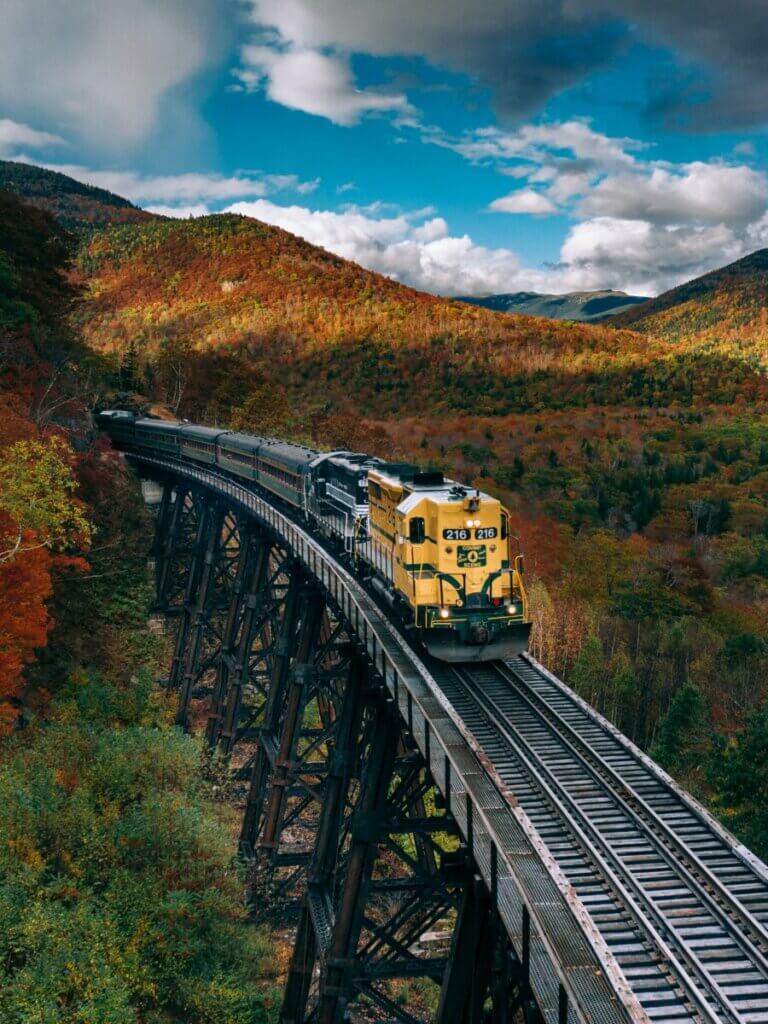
[1,0,767,297]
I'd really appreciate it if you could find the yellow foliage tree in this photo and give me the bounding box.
[0,436,93,563]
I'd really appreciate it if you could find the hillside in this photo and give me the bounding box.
[73,212,768,425]
[611,249,768,344]
[0,160,155,232]
[459,289,649,322]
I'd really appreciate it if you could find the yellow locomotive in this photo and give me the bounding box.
[362,464,530,662]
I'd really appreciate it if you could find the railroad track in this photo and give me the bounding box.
[430,656,768,1024]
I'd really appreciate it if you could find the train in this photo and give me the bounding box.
[97,411,531,662]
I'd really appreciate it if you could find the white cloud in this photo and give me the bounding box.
[411,217,449,242]
[559,218,746,295]
[33,162,318,205]
[434,119,768,289]
[0,118,64,154]
[580,162,767,226]
[0,0,226,149]
[444,120,642,171]
[237,43,410,125]
[490,190,557,215]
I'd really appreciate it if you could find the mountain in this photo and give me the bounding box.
[73,212,689,422]
[459,289,649,321]
[610,249,768,342]
[0,160,155,232]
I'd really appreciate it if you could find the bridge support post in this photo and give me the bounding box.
[281,654,368,1023]
[315,693,401,1024]
[281,675,463,1024]
[258,586,326,862]
[239,564,306,853]
[153,483,192,615]
[204,524,271,748]
[166,496,211,693]
[436,874,494,1024]
[174,502,226,727]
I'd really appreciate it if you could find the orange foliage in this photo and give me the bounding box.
[0,514,54,730]
[506,509,571,584]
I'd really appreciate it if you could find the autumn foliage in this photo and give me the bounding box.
[0,191,97,728]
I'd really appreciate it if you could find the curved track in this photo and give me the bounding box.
[430,656,768,1024]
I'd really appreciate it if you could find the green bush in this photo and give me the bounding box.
[0,675,275,1023]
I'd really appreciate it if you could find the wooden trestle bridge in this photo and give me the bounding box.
[122,445,768,1024]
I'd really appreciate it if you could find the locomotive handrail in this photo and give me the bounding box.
[125,448,650,1024]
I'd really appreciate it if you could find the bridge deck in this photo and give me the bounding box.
[433,658,768,1024]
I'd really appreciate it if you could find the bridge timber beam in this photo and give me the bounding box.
[131,456,653,1024]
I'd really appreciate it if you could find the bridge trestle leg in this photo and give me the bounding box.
[280,674,466,1024]
[174,503,226,727]
[166,498,213,696]
[239,565,306,854]
[436,874,493,1024]
[281,654,368,1023]
[204,524,271,748]
[153,483,197,616]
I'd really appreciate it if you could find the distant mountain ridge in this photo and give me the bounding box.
[0,160,155,232]
[609,249,768,341]
[458,289,649,322]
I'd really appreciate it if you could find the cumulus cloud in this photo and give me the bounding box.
[242,1,768,130]
[559,218,747,295]
[0,118,64,155]
[237,44,410,125]
[456,120,768,288]
[579,162,768,226]
[0,0,228,149]
[34,162,319,207]
[489,190,558,215]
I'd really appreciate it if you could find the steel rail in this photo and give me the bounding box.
[477,659,768,1024]
[446,662,747,1024]
[521,654,768,892]
[124,450,651,1024]
[498,659,768,969]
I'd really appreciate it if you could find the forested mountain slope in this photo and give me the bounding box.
[72,213,767,424]
[611,249,768,346]
[0,160,154,231]
[0,187,278,1021]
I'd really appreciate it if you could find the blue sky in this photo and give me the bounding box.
[1,0,767,296]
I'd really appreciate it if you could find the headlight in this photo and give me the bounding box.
[506,603,520,615]
[439,607,450,619]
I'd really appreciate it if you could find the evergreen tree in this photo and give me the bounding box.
[651,684,709,777]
